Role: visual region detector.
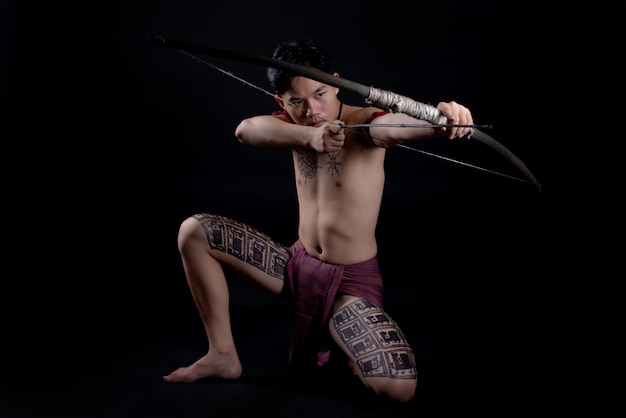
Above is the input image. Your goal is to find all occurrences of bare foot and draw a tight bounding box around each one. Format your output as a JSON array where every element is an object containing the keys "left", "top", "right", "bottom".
[{"left": 163, "top": 352, "right": 243, "bottom": 383}]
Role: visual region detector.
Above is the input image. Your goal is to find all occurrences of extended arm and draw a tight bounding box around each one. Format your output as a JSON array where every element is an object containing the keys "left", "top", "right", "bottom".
[{"left": 367, "top": 101, "right": 473, "bottom": 148}]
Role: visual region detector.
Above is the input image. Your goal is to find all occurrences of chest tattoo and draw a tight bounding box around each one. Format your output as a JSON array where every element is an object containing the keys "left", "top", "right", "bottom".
[
  {"left": 296, "top": 148, "right": 319, "bottom": 179},
  {"left": 296, "top": 149, "right": 343, "bottom": 181},
  {"left": 325, "top": 152, "right": 342, "bottom": 177}
]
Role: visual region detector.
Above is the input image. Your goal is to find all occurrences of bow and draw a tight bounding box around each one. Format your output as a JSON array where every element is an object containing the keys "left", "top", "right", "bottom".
[{"left": 151, "top": 36, "right": 542, "bottom": 192}]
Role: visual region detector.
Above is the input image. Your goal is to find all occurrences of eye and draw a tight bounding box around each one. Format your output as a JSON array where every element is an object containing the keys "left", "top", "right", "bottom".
[{"left": 289, "top": 100, "right": 304, "bottom": 107}]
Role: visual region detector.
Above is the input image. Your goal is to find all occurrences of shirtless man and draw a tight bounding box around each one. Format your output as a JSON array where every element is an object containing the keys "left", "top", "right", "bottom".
[{"left": 163, "top": 38, "right": 473, "bottom": 403}]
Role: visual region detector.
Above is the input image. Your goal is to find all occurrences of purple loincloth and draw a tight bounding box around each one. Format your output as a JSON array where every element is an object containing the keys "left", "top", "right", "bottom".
[{"left": 284, "top": 240, "right": 384, "bottom": 372}]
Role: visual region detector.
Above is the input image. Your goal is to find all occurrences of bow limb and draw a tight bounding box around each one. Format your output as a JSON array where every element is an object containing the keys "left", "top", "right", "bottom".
[
  {"left": 361, "top": 87, "right": 542, "bottom": 192},
  {"left": 151, "top": 36, "right": 541, "bottom": 192},
  {"left": 467, "top": 129, "right": 542, "bottom": 191}
]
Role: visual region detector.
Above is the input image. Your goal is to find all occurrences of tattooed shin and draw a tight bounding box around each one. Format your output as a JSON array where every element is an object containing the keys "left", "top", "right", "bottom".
[
  {"left": 332, "top": 298, "right": 416, "bottom": 380},
  {"left": 193, "top": 213, "right": 288, "bottom": 280}
]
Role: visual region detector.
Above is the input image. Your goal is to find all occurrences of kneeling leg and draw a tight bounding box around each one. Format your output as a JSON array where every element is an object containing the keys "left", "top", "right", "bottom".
[{"left": 329, "top": 297, "right": 417, "bottom": 403}]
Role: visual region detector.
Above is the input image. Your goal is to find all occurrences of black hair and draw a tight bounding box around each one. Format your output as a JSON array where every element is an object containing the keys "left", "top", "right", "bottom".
[{"left": 267, "top": 39, "right": 334, "bottom": 95}]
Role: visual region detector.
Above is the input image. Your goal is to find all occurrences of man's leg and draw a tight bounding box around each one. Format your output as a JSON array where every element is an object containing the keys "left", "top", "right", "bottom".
[
  {"left": 164, "top": 213, "right": 289, "bottom": 383},
  {"left": 329, "top": 296, "right": 417, "bottom": 403}
]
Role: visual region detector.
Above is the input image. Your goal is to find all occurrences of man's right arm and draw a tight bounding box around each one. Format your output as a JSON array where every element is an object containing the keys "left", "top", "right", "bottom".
[
  {"left": 235, "top": 115, "right": 344, "bottom": 152},
  {"left": 235, "top": 115, "right": 311, "bottom": 149}
]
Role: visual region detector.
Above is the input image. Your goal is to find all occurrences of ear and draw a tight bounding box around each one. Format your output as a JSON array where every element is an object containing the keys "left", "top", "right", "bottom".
[
  {"left": 274, "top": 95, "right": 285, "bottom": 109},
  {"left": 332, "top": 72, "right": 340, "bottom": 95}
]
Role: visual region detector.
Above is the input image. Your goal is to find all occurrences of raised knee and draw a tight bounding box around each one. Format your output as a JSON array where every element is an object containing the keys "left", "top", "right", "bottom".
[{"left": 177, "top": 216, "right": 204, "bottom": 252}]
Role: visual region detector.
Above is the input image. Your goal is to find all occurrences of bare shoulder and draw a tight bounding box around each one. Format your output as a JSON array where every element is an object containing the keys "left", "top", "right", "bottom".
[
  {"left": 341, "top": 105, "right": 391, "bottom": 149},
  {"left": 271, "top": 112, "right": 292, "bottom": 123},
  {"left": 341, "top": 105, "right": 386, "bottom": 125}
]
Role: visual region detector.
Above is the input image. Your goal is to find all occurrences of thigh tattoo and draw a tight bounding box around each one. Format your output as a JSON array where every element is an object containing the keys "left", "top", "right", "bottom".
[
  {"left": 332, "top": 298, "right": 416, "bottom": 380},
  {"left": 193, "top": 213, "right": 288, "bottom": 280}
]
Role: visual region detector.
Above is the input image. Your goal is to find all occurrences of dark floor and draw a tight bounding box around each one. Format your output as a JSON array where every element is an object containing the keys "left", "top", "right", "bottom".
[{"left": 2, "top": 306, "right": 548, "bottom": 418}]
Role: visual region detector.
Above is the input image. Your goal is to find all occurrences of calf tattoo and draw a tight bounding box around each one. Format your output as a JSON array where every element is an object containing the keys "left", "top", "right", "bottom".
[
  {"left": 193, "top": 213, "right": 288, "bottom": 280},
  {"left": 332, "top": 298, "right": 416, "bottom": 380}
]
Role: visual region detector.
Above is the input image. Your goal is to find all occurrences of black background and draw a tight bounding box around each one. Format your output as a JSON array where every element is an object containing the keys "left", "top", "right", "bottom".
[{"left": 1, "top": 1, "right": 622, "bottom": 417}]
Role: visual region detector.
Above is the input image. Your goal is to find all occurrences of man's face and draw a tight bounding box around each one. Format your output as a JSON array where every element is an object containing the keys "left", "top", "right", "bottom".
[{"left": 277, "top": 75, "right": 340, "bottom": 126}]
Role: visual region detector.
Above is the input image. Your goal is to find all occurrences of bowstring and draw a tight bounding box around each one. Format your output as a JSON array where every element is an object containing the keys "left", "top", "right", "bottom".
[{"left": 180, "top": 50, "right": 276, "bottom": 98}]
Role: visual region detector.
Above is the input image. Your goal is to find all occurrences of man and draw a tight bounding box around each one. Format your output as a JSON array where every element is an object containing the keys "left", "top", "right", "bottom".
[{"left": 163, "top": 38, "right": 473, "bottom": 403}]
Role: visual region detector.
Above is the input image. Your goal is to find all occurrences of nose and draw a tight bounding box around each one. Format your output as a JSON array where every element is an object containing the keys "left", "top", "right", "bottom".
[{"left": 305, "top": 105, "right": 320, "bottom": 119}]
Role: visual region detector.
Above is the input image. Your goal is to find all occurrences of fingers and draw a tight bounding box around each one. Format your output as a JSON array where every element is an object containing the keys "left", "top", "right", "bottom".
[
  {"left": 438, "top": 101, "right": 473, "bottom": 140},
  {"left": 312, "top": 121, "right": 347, "bottom": 152},
  {"left": 329, "top": 120, "right": 344, "bottom": 135},
  {"left": 310, "top": 121, "right": 344, "bottom": 153},
  {"left": 325, "top": 121, "right": 345, "bottom": 152}
]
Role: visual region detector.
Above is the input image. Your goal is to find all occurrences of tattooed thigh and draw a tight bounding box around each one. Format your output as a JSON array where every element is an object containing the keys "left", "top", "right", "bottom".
[
  {"left": 192, "top": 213, "right": 289, "bottom": 280},
  {"left": 331, "top": 298, "right": 416, "bottom": 380}
]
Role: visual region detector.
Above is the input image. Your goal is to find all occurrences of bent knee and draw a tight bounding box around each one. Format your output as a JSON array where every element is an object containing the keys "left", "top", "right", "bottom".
[
  {"left": 177, "top": 215, "right": 207, "bottom": 252},
  {"left": 369, "top": 377, "right": 417, "bottom": 403}
]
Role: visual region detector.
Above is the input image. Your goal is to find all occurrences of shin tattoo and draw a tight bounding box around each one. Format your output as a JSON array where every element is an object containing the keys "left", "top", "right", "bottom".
[
  {"left": 332, "top": 298, "right": 416, "bottom": 380},
  {"left": 193, "top": 213, "right": 288, "bottom": 280}
]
